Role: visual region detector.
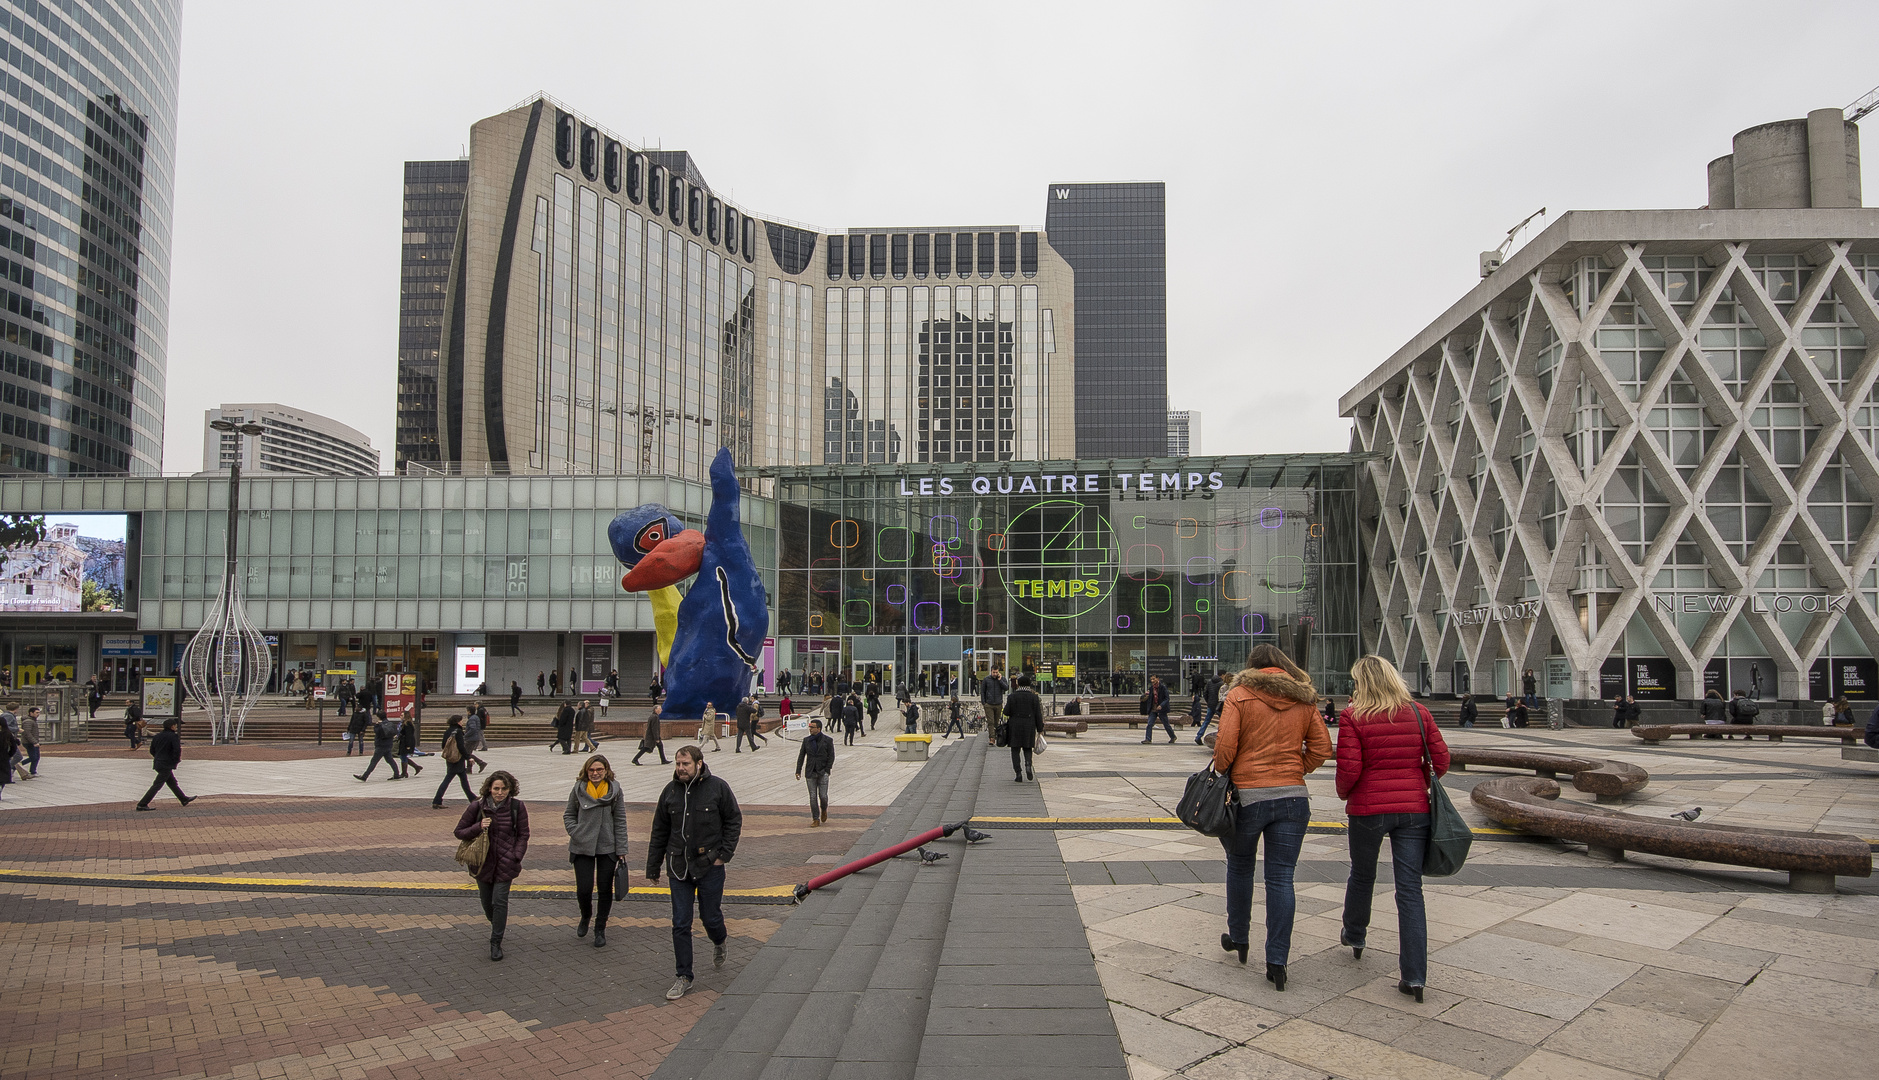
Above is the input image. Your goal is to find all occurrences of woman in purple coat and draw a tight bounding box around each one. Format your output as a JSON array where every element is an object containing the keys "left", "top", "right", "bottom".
[{"left": 455, "top": 769, "right": 530, "bottom": 960}]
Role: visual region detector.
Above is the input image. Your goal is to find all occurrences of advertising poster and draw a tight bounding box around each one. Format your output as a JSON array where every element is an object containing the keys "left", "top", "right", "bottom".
[
  {"left": 383, "top": 673, "right": 418, "bottom": 720},
  {"left": 1729, "top": 658, "right": 1772, "bottom": 700},
  {"left": 0, "top": 515, "right": 128, "bottom": 613},
  {"left": 1599, "top": 658, "right": 1626, "bottom": 700},
  {"left": 1703, "top": 659, "right": 1727, "bottom": 697},
  {"left": 1629, "top": 658, "right": 1676, "bottom": 700},
  {"left": 581, "top": 634, "right": 612, "bottom": 694},
  {"left": 1809, "top": 658, "right": 1831, "bottom": 701},
  {"left": 141, "top": 676, "right": 180, "bottom": 720},
  {"left": 1145, "top": 656, "right": 1182, "bottom": 684},
  {"left": 1833, "top": 658, "right": 1878, "bottom": 699},
  {"left": 454, "top": 647, "right": 486, "bottom": 695}
]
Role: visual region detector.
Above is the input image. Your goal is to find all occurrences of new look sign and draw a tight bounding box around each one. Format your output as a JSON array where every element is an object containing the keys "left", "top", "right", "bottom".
[{"left": 1652, "top": 592, "right": 1853, "bottom": 615}]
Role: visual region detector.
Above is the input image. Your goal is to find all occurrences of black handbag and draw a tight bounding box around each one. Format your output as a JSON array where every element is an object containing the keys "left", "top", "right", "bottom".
[
  {"left": 1176, "top": 768, "right": 1238, "bottom": 838},
  {"left": 612, "top": 854, "right": 634, "bottom": 899},
  {"left": 1412, "top": 704, "right": 1472, "bottom": 876}
]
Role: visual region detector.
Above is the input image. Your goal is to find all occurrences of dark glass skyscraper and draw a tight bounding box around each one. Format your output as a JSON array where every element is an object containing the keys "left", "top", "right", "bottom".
[
  {"left": 0, "top": 0, "right": 182, "bottom": 474},
  {"left": 1044, "top": 182, "right": 1167, "bottom": 457},
  {"left": 395, "top": 159, "right": 468, "bottom": 470}
]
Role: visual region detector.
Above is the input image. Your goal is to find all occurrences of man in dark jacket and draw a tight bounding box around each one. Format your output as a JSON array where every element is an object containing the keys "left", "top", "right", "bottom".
[
  {"left": 1142, "top": 676, "right": 1174, "bottom": 743},
  {"left": 1004, "top": 675, "right": 1045, "bottom": 781},
  {"left": 646, "top": 747, "right": 742, "bottom": 1001},
  {"left": 344, "top": 703, "right": 370, "bottom": 756},
  {"left": 356, "top": 714, "right": 405, "bottom": 780},
  {"left": 734, "top": 696, "right": 760, "bottom": 753},
  {"left": 552, "top": 701, "right": 576, "bottom": 754},
  {"left": 1194, "top": 670, "right": 1225, "bottom": 744},
  {"left": 136, "top": 717, "right": 195, "bottom": 810},
  {"left": 795, "top": 718, "right": 836, "bottom": 826},
  {"left": 979, "top": 668, "right": 1008, "bottom": 729}
]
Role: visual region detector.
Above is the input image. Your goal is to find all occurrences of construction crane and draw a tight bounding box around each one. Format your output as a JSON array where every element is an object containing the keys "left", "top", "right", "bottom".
[
  {"left": 1847, "top": 84, "right": 1879, "bottom": 123},
  {"left": 1479, "top": 207, "right": 1546, "bottom": 278}
]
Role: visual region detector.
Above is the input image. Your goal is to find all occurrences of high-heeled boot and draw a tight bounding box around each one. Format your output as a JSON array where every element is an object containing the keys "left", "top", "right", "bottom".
[
  {"left": 1219, "top": 933, "right": 1247, "bottom": 964},
  {"left": 1265, "top": 963, "right": 1287, "bottom": 991}
]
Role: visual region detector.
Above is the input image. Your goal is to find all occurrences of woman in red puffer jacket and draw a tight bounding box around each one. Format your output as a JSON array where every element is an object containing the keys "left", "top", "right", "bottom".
[{"left": 1335, "top": 655, "right": 1449, "bottom": 1002}]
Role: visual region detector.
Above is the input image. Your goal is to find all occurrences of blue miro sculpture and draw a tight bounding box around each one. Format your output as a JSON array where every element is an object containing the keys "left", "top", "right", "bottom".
[{"left": 608, "top": 447, "right": 768, "bottom": 721}]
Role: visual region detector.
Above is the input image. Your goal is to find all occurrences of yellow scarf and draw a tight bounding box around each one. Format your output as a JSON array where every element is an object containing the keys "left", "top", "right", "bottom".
[{"left": 585, "top": 779, "right": 610, "bottom": 801}]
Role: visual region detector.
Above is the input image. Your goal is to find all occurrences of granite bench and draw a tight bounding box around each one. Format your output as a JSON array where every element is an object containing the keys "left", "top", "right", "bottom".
[
  {"left": 1843, "top": 746, "right": 1879, "bottom": 763},
  {"left": 1632, "top": 724, "right": 1859, "bottom": 745},
  {"left": 1042, "top": 720, "right": 1090, "bottom": 737},
  {"left": 1470, "top": 775, "right": 1873, "bottom": 893},
  {"left": 1449, "top": 748, "right": 1649, "bottom": 803}
]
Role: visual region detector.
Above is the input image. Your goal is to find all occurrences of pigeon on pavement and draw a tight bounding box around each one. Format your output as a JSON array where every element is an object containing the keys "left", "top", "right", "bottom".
[{"left": 1668, "top": 807, "right": 1702, "bottom": 821}]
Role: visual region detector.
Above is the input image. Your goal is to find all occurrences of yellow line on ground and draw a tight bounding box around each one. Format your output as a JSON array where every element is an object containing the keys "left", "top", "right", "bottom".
[
  {"left": 969, "top": 816, "right": 1530, "bottom": 837},
  {"left": 0, "top": 868, "right": 796, "bottom": 897}
]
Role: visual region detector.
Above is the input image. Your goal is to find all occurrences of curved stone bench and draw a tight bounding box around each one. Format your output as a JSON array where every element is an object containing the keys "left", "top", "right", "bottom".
[
  {"left": 1450, "top": 748, "right": 1649, "bottom": 803},
  {"left": 1043, "top": 720, "right": 1089, "bottom": 737},
  {"left": 1470, "top": 775, "right": 1873, "bottom": 893},
  {"left": 1632, "top": 724, "right": 1859, "bottom": 745}
]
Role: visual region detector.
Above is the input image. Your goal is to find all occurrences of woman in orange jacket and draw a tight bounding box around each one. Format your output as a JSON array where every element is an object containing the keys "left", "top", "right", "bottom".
[{"left": 1209, "top": 644, "right": 1333, "bottom": 991}]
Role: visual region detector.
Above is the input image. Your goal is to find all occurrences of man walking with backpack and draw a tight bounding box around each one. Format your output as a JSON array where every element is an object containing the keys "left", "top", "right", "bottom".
[
  {"left": 1728, "top": 689, "right": 1759, "bottom": 740},
  {"left": 979, "top": 668, "right": 1008, "bottom": 733},
  {"left": 355, "top": 711, "right": 405, "bottom": 781}
]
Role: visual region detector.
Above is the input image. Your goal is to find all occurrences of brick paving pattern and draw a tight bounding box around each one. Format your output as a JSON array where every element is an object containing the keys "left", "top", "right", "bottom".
[{"left": 0, "top": 788, "right": 889, "bottom": 1080}]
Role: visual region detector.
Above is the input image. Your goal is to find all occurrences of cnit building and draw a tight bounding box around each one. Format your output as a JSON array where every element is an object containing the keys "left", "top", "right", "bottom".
[{"left": 1343, "top": 107, "right": 1879, "bottom": 707}]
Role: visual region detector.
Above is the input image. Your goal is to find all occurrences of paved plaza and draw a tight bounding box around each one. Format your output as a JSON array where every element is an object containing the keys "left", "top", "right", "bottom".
[{"left": 1, "top": 715, "right": 1876, "bottom": 1079}]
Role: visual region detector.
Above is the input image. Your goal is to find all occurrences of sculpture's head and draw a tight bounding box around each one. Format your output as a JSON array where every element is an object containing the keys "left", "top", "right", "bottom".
[{"left": 607, "top": 504, "right": 703, "bottom": 591}]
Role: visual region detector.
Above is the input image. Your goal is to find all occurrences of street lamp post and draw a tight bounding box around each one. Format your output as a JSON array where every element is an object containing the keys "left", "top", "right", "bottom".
[{"left": 181, "top": 419, "right": 271, "bottom": 743}]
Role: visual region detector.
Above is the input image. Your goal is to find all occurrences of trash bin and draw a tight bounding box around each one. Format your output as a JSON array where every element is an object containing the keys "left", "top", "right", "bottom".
[{"left": 893, "top": 733, "right": 932, "bottom": 762}]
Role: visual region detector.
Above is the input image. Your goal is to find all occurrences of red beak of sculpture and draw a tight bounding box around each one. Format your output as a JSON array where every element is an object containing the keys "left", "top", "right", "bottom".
[{"left": 620, "top": 530, "right": 705, "bottom": 591}]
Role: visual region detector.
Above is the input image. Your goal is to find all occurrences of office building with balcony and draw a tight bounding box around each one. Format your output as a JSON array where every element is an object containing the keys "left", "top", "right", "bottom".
[{"left": 202, "top": 404, "right": 380, "bottom": 477}]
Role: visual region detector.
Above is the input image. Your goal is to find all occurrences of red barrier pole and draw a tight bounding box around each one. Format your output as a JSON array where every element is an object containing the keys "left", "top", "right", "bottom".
[{"left": 792, "top": 819, "right": 980, "bottom": 901}]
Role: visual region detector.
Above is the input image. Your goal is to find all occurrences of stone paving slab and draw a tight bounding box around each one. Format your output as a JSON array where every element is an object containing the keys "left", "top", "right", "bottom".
[{"left": 1043, "top": 725, "right": 1879, "bottom": 1080}]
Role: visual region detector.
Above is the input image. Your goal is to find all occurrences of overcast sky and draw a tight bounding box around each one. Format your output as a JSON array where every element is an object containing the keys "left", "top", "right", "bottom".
[{"left": 162, "top": 0, "right": 1879, "bottom": 472}]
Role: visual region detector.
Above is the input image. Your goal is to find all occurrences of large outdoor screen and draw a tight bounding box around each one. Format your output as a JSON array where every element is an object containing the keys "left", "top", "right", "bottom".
[{"left": 0, "top": 515, "right": 130, "bottom": 613}]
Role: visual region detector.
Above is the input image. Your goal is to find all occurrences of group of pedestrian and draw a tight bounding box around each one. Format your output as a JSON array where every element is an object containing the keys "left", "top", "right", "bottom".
[
  {"left": 450, "top": 743, "right": 742, "bottom": 1002},
  {"left": 550, "top": 699, "right": 600, "bottom": 754},
  {"left": 1209, "top": 647, "right": 1447, "bottom": 1002},
  {"left": 2, "top": 701, "right": 42, "bottom": 784}
]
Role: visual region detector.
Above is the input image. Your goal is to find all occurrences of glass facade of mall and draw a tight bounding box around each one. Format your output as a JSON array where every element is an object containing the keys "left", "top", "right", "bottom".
[
  {"left": 770, "top": 455, "right": 1360, "bottom": 695},
  {"left": 0, "top": 455, "right": 1360, "bottom": 697}
]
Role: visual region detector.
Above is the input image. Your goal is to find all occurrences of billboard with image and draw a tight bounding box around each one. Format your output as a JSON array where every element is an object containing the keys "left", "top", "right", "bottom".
[{"left": 0, "top": 515, "right": 129, "bottom": 613}]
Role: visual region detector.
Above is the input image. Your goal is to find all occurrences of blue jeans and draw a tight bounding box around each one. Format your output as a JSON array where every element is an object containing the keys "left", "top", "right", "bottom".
[
  {"left": 1193, "top": 703, "right": 1217, "bottom": 742},
  {"left": 1343, "top": 813, "right": 1431, "bottom": 987},
  {"left": 669, "top": 863, "right": 727, "bottom": 980},
  {"left": 1219, "top": 796, "right": 1310, "bottom": 966}
]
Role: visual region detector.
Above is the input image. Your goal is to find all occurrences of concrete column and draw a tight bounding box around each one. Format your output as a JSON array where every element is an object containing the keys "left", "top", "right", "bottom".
[
  {"left": 1807, "top": 109, "right": 1853, "bottom": 209},
  {"left": 1779, "top": 667, "right": 1807, "bottom": 700}
]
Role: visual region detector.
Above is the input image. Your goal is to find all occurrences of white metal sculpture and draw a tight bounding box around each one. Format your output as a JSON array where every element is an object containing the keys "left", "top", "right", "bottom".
[
  {"left": 182, "top": 418, "right": 271, "bottom": 743},
  {"left": 181, "top": 573, "right": 270, "bottom": 743}
]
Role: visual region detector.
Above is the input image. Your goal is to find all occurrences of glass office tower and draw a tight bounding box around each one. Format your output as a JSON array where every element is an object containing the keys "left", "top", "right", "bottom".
[
  {"left": 396, "top": 159, "right": 469, "bottom": 470},
  {"left": 0, "top": 0, "right": 182, "bottom": 474},
  {"left": 1045, "top": 183, "right": 1168, "bottom": 458}
]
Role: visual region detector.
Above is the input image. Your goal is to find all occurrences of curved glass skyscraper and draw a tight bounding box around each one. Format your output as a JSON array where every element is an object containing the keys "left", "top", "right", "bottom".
[{"left": 1, "top": 0, "right": 181, "bottom": 474}]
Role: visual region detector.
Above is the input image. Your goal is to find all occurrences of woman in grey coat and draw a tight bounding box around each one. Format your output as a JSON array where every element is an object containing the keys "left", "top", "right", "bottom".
[{"left": 564, "top": 753, "right": 629, "bottom": 947}]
